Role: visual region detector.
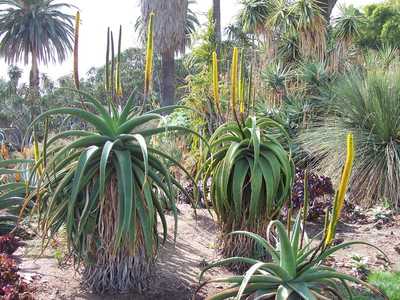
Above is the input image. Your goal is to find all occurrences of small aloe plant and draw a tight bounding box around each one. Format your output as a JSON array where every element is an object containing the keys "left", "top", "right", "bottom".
[
  {"left": 0, "top": 158, "right": 35, "bottom": 235},
  {"left": 195, "top": 215, "right": 388, "bottom": 300}
]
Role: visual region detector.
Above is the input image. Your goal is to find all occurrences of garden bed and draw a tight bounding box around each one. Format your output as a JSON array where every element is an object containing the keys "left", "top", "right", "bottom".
[{"left": 16, "top": 204, "right": 400, "bottom": 300}]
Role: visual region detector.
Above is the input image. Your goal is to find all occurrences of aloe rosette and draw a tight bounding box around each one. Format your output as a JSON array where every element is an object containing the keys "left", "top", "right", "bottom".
[
  {"left": 197, "top": 213, "right": 388, "bottom": 300},
  {"left": 200, "top": 115, "right": 294, "bottom": 262},
  {"left": 30, "top": 92, "right": 197, "bottom": 293}
]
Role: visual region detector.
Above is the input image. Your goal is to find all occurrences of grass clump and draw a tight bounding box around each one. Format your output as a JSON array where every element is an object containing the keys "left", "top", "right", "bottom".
[
  {"left": 300, "top": 68, "right": 400, "bottom": 210},
  {"left": 368, "top": 272, "right": 400, "bottom": 300}
]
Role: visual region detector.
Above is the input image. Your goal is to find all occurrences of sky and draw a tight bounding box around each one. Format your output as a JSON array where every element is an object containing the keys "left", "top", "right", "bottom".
[{"left": 0, "top": 0, "right": 384, "bottom": 83}]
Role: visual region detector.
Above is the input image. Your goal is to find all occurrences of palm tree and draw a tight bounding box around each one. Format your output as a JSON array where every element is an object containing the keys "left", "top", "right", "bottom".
[
  {"left": 0, "top": 0, "right": 74, "bottom": 103},
  {"left": 289, "top": 0, "right": 327, "bottom": 61},
  {"left": 136, "top": 1, "right": 198, "bottom": 48},
  {"left": 330, "top": 5, "right": 364, "bottom": 72},
  {"left": 140, "top": 0, "right": 194, "bottom": 107},
  {"left": 225, "top": 20, "right": 252, "bottom": 47},
  {"left": 318, "top": 0, "right": 338, "bottom": 22},
  {"left": 183, "top": 1, "right": 200, "bottom": 48},
  {"left": 239, "top": 0, "right": 273, "bottom": 35}
]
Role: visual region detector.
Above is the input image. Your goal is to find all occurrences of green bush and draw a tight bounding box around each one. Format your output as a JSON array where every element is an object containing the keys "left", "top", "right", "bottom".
[{"left": 368, "top": 272, "right": 400, "bottom": 300}]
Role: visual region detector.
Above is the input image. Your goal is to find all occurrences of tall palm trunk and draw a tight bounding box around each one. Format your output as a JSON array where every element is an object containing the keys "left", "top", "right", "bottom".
[
  {"left": 140, "top": 0, "right": 188, "bottom": 108},
  {"left": 29, "top": 48, "right": 40, "bottom": 120},
  {"left": 213, "top": 0, "right": 221, "bottom": 55},
  {"left": 29, "top": 49, "right": 39, "bottom": 96},
  {"left": 160, "top": 50, "right": 176, "bottom": 107}
]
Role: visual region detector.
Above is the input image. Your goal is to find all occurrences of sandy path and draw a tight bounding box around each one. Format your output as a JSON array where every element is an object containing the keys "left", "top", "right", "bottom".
[
  {"left": 17, "top": 204, "right": 230, "bottom": 300},
  {"left": 15, "top": 205, "right": 400, "bottom": 299}
]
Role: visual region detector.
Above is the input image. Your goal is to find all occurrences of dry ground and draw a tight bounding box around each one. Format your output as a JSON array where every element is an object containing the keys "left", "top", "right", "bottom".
[{"left": 14, "top": 204, "right": 400, "bottom": 300}]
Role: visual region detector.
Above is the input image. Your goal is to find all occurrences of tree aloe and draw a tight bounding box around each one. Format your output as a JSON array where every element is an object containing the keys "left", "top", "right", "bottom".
[
  {"left": 32, "top": 96, "right": 195, "bottom": 293},
  {"left": 199, "top": 48, "right": 294, "bottom": 265},
  {"left": 29, "top": 15, "right": 197, "bottom": 293}
]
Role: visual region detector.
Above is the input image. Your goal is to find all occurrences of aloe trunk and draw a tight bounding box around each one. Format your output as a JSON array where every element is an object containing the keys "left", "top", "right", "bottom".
[{"left": 83, "top": 175, "right": 153, "bottom": 293}]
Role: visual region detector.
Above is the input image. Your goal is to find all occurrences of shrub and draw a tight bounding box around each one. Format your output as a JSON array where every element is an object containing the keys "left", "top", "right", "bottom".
[
  {"left": 196, "top": 217, "right": 387, "bottom": 300},
  {"left": 31, "top": 90, "right": 198, "bottom": 294},
  {"left": 0, "top": 254, "right": 33, "bottom": 299},
  {"left": 198, "top": 47, "right": 294, "bottom": 266},
  {"left": 291, "top": 168, "right": 334, "bottom": 220},
  {"left": 0, "top": 235, "right": 20, "bottom": 255},
  {"left": 300, "top": 68, "right": 400, "bottom": 209},
  {"left": 368, "top": 272, "right": 400, "bottom": 300}
]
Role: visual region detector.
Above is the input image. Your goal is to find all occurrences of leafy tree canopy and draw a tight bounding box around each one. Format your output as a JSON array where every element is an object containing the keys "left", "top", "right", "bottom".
[{"left": 358, "top": 1, "right": 400, "bottom": 49}]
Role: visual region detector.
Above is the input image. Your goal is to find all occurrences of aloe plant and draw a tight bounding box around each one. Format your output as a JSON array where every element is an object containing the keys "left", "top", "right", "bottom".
[
  {"left": 31, "top": 97, "right": 196, "bottom": 292},
  {"left": 196, "top": 214, "right": 388, "bottom": 300},
  {"left": 199, "top": 48, "right": 294, "bottom": 265},
  {"left": 0, "top": 159, "right": 35, "bottom": 235},
  {"left": 28, "top": 14, "right": 197, "bottom": 293}
]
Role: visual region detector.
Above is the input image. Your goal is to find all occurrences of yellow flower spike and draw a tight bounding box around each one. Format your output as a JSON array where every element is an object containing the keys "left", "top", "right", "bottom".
[
  {"left": 239, "top": 50, "right": 245, "bottom": 114},
  {"left": 325, "top": 133, "right": 355, "bottom": 247},
  {"left": 33, "top": 141, "right": 39, "bottom": 162},
  {"left": 212, "top": 51, "right": 221, "bottom": 114},
  {"left": 15, "top": 172, "right": 21, "bottom": 183},
  {"left": 116, "top": 68, "right": 123, "bottom": 97},
  {"left": 144, "top": 12, "right": 154, "bottom": 99},
  {"left": 73, "top": 11, "right": 80, "bottom": 90},
  {"left": 230, "top": 47, "right": 239, "bottom": 115}
]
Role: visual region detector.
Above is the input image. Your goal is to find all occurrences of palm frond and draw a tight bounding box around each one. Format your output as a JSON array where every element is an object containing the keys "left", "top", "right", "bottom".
[{"left": 0, "top": 0, "right": 74, "bottom": 65}]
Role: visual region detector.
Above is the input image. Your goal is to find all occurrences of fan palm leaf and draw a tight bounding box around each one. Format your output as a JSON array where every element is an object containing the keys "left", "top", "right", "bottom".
[{"left": 0, "top": 0, "right": 74, "bottom": 105}]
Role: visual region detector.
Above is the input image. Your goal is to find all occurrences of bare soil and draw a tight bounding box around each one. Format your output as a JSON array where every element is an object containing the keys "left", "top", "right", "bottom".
[{"left": 14, "top": 204, "right": 400, "bottom": 300}]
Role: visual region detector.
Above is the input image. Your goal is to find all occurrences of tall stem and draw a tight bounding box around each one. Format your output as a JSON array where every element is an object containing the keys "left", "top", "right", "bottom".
[
  {"left": 212, "top": 0, "right": 221, "bottom": 55},
  {"left": 160, "top": 50, "right": 176, "bottom": 107},
  {"left": 29, "top": 47, "right": 40, "bottom": 122}
]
